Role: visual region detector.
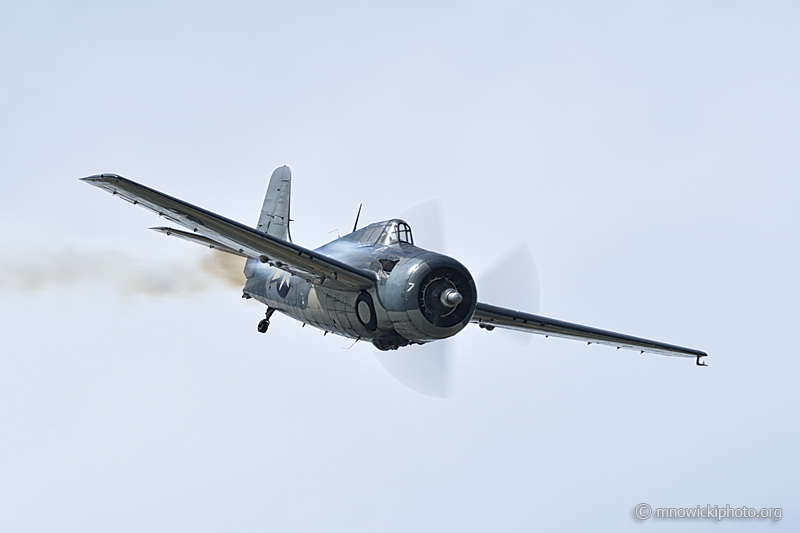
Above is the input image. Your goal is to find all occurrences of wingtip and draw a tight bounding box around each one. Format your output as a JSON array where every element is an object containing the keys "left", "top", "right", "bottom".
[{"left": 79, "top": 173, "right": 124, "bottom": 182}]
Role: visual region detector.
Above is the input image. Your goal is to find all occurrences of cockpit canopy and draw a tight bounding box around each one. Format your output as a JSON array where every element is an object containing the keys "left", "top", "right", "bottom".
[{"left": 345, "top": 219, "right": 414, "bottom": 247}]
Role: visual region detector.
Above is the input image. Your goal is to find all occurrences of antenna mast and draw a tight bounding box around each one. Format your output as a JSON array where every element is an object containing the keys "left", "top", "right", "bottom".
[{"left": 352, "top": 203, "right": 362, "bottom": 232}]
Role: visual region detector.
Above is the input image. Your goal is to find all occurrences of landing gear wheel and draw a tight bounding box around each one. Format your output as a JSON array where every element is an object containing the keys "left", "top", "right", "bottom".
[{"left": 258, "top": 307, "right": 276, "bottom": 334}]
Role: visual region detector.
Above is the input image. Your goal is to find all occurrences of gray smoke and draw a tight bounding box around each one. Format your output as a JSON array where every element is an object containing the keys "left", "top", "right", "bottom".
[{"left": 0, "top": 248, "right": 246, "bottom": 296}]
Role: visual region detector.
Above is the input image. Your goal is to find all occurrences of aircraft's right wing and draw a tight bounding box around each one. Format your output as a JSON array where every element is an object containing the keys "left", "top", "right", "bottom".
[
  {"left": 81, "top": 174, "right": 378, "bottom": 290},
  {"left": 471, "top": 302, "right": 707, "bottom": 364}
]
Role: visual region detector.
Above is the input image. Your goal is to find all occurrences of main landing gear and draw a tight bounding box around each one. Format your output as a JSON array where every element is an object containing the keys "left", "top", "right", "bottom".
[{"left": 258, "top": 307, "right": 275, "bottom": 334}]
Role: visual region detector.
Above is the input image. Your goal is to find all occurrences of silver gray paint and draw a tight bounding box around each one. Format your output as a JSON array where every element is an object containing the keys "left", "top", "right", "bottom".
[{"left": 81, "top": 169, "right": 705, "bottom": 358}]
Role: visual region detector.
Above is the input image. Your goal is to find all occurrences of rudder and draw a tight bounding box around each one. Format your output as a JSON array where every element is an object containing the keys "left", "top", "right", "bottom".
[{"left": 257, "top": 166, "right": 292, "bottom": 241}]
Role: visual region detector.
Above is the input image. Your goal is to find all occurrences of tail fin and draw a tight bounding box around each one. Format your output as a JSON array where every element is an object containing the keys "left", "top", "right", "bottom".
[
  {"left": 245, "top": 166, "right": 291, "bottom": 281},
  {"left": 257, "top": 166, "right": 292, "bottom": 241}
]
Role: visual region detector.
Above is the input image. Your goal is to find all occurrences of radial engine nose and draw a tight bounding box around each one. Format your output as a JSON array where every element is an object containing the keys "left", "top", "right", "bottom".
[
  {"left": 441, "top": 288, "right": 463, "bottom": 307},
  {"left": 380, "top": 252, "right": 477, "bottom": 341}
]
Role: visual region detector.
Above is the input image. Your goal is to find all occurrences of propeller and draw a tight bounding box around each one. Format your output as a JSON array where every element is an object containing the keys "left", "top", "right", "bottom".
[
  {"left": 397, "top": 199, "right": 445, "bottom": 253},
  {"left": 373, "top": 342, "right": 454, "bottom": 398},
  {"left": 372, "top": 201, "right": 541, "bottom": 397},
  {"left": 476, "top": 242, "right": 540, "bottom": 345}
]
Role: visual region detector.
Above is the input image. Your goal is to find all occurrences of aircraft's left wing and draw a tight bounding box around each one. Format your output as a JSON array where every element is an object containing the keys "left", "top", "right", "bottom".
[
  {"left": 471, "top": 302, "right": 707, "bottom": 365},
  {"left": 81, "top": 174, "right": 378, "bottom": 290}
]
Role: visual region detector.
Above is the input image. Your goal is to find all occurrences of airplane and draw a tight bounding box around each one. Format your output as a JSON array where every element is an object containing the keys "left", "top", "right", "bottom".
[{"left": 81, "top": 166, "right": 707, "bottom": 395}]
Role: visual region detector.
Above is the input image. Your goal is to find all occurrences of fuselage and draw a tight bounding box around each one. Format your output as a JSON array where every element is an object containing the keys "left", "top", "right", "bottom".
[{"left": 242, "top": 219, "right": 477, "bottom": 350}]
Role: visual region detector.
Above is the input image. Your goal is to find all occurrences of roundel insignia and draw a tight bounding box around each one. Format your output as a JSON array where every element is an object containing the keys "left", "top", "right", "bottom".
[
  {"left": 270, "top": 270, "right": 293, "bottom": 298},
  {"left": 355, "top": 291, "right": 377, "bottom": 331}
]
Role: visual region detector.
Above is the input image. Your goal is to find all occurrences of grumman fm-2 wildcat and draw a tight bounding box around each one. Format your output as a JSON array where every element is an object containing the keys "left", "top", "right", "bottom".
[{"left": 81, "top": 166, "right": 707, "bottom": 395}]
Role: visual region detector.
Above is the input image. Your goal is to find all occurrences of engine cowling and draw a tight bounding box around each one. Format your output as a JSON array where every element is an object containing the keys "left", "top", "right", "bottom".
[{"left": 377, "top": 252, "right": 477, "bottom": 344}]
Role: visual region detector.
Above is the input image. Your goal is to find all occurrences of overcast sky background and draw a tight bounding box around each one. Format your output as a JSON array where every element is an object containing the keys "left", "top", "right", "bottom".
[{"left": 1, "top": 1, "right": 798, "bottom": 531}]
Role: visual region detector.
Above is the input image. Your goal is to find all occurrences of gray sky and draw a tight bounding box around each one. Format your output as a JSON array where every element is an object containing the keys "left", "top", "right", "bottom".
[{"left": 1, "top": 1, "right": 798, "bottom": 531}]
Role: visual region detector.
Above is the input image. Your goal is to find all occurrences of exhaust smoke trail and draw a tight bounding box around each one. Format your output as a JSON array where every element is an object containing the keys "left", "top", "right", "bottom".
[{"left": 0, "top": 248, "right": 246, "bottom": 296}]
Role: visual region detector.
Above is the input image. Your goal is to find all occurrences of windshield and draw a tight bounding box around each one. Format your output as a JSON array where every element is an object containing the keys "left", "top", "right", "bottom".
[{"left": 353, "top": 219, "right": 413, "bottom": 246}]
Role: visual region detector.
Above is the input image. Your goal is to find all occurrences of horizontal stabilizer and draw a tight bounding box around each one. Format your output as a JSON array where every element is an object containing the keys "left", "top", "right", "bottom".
[{"left": 150, "top": 227, "right": 248, "bottom": 257}]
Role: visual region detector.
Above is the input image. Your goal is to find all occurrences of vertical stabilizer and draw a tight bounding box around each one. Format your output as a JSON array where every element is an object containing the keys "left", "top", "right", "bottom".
[
  {"left": 257, "top": 166, "right": 292, "bottom": 241},
  {"left": 246, "top": 165, "right": 292, "bottom": 281}
]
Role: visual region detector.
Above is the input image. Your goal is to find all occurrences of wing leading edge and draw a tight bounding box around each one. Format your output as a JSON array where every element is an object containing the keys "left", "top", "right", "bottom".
[
  {"left": 471, "top": 302, "right": 707, "bottom": 365},
  {"left": 81, "top": 174, "right": 378, "bottom": 290}
]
